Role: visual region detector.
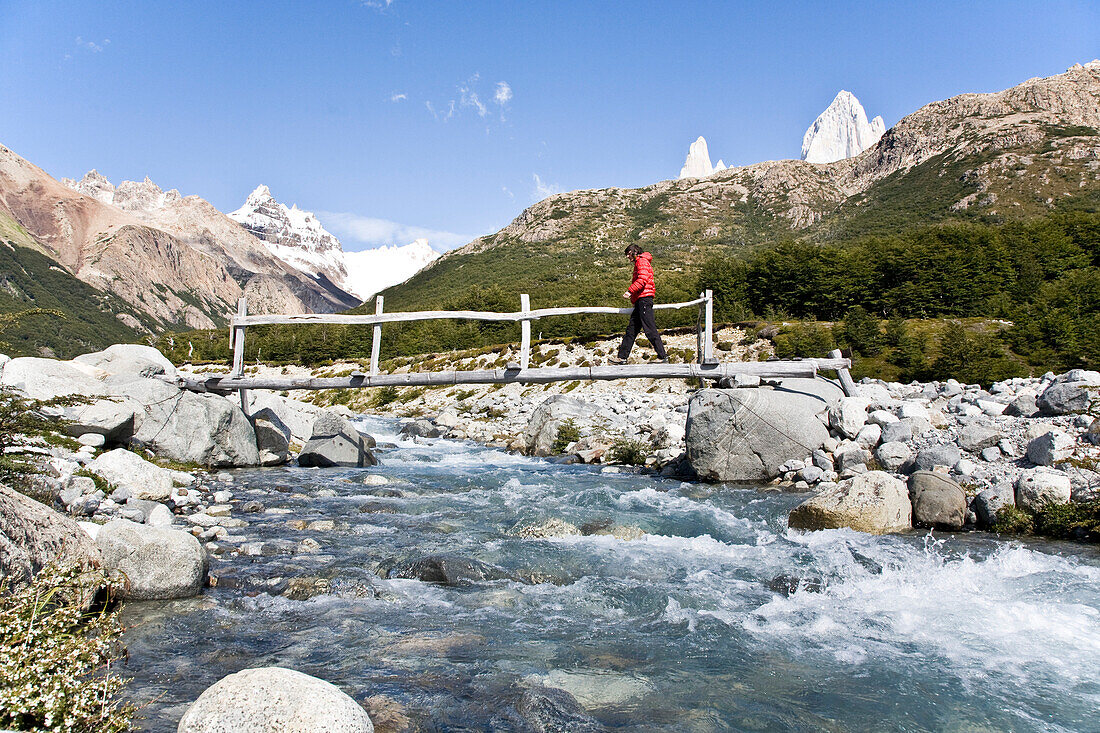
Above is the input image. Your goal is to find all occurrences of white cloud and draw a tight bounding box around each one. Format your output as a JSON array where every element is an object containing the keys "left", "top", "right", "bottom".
[
  {"left": 425, "top": 99, "right": 456, "bottom": 121},
  {"left": 316, "top": 211, "right": 473, "bottom": 251},
  {"left": 532, "top": 173, "right": 562, "bottom": 201},
  {"left": 502, "top": 186, "right": 514, "bottom": 200},
  {"left": 494, "top": 81, "right": 513, "bottom": 105},
  {"left": 459, "top": 76, "right": 488, "bottom": 117},
  {"left": 390, "top": 92, "right": 407, "bottom": 102},
  {"left": 362, "top": 0, "right": 394, "bottom": 9}
]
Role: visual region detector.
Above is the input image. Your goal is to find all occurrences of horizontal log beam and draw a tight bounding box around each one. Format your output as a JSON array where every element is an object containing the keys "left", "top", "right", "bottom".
[
  {"left": 231, "top": 297, "right": 708, "bottom": 328},
  {"left": 163, "top": 358, "right": 850, "bottom": 392}
]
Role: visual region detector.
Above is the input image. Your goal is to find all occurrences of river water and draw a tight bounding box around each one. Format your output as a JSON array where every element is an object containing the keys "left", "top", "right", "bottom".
[{"left": 121, "top": 417, "right": 1100, "bottom": 731}]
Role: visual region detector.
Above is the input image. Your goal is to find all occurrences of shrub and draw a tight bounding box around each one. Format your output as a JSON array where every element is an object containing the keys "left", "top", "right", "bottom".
[
  {"left": 552, "top": 419, "right": 582, "bottom": 454},
  {"left": 0, "top": 564, "right": 135, "bottom": 732},
  {"left": 991, "top": 505, "right": 1034, "bottom": 534},
  {"left": 609, "top": 438, "right": 649, "bottom": 465},
  {"left": 773, "top": 323, "right": 835, "bottom": 359},
  {"left": 837, "top": 306, "right": 883, "bottom": 356}
]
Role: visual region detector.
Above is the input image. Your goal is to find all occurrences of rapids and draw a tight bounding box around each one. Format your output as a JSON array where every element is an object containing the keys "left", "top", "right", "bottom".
[{"left": 121, "top": 416, "right": 1100, "bottom": 731}]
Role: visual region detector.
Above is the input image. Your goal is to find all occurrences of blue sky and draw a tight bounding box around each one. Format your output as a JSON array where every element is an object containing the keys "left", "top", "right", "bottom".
[{"left": 1, "top": 1, "right": 1097, "bottom": 252}]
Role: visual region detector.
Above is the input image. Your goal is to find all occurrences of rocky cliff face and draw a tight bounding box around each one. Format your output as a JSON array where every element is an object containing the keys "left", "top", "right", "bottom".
[
  {"left": 0, "top": 154, "right": 360, "bottom": 329},
  {"left": 801, "top": 90, "right": 886, "bottom": 164}
]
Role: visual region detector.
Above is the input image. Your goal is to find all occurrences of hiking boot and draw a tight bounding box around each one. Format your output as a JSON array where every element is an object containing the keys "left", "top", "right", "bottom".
[
  {"left": 654, "top": 358, "right": 669, "bottom": 364},
  {"left": 608, "top": 356, "right": 627, "bottom": 365}
]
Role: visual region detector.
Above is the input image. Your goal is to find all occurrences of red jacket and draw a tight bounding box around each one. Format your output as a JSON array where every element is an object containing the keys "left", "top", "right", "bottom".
[{"left": 627, "top": 252, "right": 656, "bottom": 303}]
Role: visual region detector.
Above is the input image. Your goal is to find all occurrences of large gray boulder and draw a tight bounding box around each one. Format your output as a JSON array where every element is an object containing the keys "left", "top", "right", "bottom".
[
  {"left": 178, "top": 667, "right": 373, "bottom": 733},
  {"left": 1015, "top": 468, "right": 1072, "bottom": 511},
  {"left": 74, "top": 344, "right": 177, "bottom": 379},
  {"left": 686, "top": 387, "right": 832, "bottom": 482},
  {"left": 241, "top": 391, "right": 321, "bottom": 444},
  {"left": 88, "top": 448, "right": 174, "bottom": 501},
  {"left": 1038, "top": 371, "right": 1100, "bottom": 415},
  {"left": 788, "top": 471, "right": 911, "bottom": 535},
  {"left": 524, "top": 396, "right": 599, "bottom": 457},
  {"left": 910, "top": 444, "right": 962, "bottom": 473},
  {"left": 827, "top": 397, "right": 870, "bottom": 440},
  {"left": 1026, "top": 430, "right": 1075, "bottom": 466},
  {"left": 253, "top": 418, "right": 291, "bottom": 466},
  {"left": 96, "top": 519, "right": 206, "bottom": 600},
  {"left": 0, "top": 482, "right": 102, "bottom": 588},
  {"left": 0, "top": 357, "right": 108, "bottom": 400},
  {"left": 958, "top": 424, "right": 1001, "bottom": 454},
  {"left": 62, "top": 398, "right": 139, "bottom": 443},
  {"left": 908, "top": 471, "right": 966, "bottom": 530},
  {"left": 298, "top": 411, "right": 377, "bottom": 468},
  {"left": 110, "top": 378, "right": 260, "bottom": 467}
]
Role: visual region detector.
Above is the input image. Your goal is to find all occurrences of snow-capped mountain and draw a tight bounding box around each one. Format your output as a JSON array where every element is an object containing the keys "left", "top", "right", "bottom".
[
  {"left": 344, "top": 238, "right": 439, "bottom": 301},
  {"left": 678, "top": 136, "right": 727, "bottom": 179},
  {"left": 228, "top": 185, "right": 440, "bottom": 300},
  {"left": 228, "top": 185, "right": 349, "bottom": 293},
  {"left": 801, "top": 90, "right": 886, "bottom": 164}
]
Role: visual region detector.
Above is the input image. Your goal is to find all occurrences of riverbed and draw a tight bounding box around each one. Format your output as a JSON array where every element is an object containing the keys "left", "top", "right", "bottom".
[{"left": 121, "top": 416, "right": 1100, "bottom": 731}]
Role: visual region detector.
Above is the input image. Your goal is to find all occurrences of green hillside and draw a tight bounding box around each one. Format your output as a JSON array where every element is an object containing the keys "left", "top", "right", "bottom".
[{"left": 0, "top": 236, "right": 151, "bottom": 358}]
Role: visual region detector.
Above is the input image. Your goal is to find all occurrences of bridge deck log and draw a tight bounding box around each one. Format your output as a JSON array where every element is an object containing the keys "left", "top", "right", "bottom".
[{"left": 163, "top": 358, "right": 850, "bottom": 394}]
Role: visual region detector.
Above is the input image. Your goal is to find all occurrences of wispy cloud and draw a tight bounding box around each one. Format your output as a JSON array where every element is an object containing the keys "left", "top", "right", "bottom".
[
  {"left": 75, "top": 36, "right": 108, "bottom": 53},
  {"left": 317, "top": 211, "right": 473, "bottom": 251},
  {"left": 428, "top": 75, "right": 512, "bottom": 124},
  {"left": 532, "top": 173, "right": 562, "bottom": 201},
  {"left": 361, "top": 0, "right": 394, "bottom": 9},
  {"left": 390, "top": 92, "right": 407, "bottom": 102}
]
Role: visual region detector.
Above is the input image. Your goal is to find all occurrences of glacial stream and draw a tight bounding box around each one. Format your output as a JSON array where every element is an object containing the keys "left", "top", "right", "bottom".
[{"left": 121, "top": 416, "right": 1100, "bottom": 731}]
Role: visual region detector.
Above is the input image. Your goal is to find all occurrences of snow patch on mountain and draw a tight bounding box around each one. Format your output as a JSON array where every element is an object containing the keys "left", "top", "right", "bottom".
[
  {"left": 801, "top": 90, "right": 886, "bottom": 164},
  {"left": 344, "top": 238, "right": 439, "bottom": 300}
]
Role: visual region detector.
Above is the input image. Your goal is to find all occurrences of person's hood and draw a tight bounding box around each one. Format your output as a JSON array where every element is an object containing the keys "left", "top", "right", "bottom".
[{"left": 637, "top": 252, "right": 652, "bottom": 262}]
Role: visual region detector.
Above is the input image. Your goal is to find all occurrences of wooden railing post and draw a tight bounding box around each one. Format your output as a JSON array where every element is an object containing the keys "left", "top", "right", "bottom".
[
  {"left": 370, "top": 295, "right": 384, "bottom": 376},
  {"left": 703, "top": 289, "right": 716, "bottom": 364},
  {"left": 696, "top": 292, "right": 705, "bottom": 365},
  {"left": 520, "top": 294, "right": 531, "bottom": 370},
  {"left": 231, "top": 297, "right": 249, "bottom": 412},
  {"left": 829, "top": 348, "right": 858, "bottom": 396}
]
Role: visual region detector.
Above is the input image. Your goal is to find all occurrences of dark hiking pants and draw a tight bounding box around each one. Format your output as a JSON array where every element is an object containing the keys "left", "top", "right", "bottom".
[{"left": 617, "top": 296, "right": 667, "bottom": 360}]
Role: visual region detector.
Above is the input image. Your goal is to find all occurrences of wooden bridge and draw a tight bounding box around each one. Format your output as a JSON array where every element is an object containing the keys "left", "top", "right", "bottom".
[{"left": 165, "top": 291, "right": 855, "bottom": 398}]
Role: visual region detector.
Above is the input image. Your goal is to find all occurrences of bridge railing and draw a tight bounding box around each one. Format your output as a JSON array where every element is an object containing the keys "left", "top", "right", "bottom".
[{"left": 228, "top": 290, "right": 717, "bottom": 379}]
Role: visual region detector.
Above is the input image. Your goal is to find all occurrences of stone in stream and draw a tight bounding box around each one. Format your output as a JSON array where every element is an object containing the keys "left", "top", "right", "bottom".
[
  {"left": 177, "top": 666, "right": 374, "bottom": 733},
  {"left": 252, "top": 417, "right": 290, "bottom": 466},
  {"left": 377, "top": 554, "right": 510, "bottom": 586},
  {"left": 515, "top": 684, "right": 603, "bottom": 732},
  {"left": 298, "top": 411, "right": 378, "bottom": 468},
  {"left": 908, "top": 471, "right": 967, "bottom": 530},
  {"left": 788, "top": 471, "right": 911, "bottom": 535},
  {"left": 95, "top": 519, "right": 207, "bottom": 600},
  {"left": 400, "top": 418, "right": 442, "bottom": 439},
  {"left": 510, "top": 518, "right": 582, "bottom": 539},
  {"left": 685, "top": 385, "right": 834, "bottom": 482}
]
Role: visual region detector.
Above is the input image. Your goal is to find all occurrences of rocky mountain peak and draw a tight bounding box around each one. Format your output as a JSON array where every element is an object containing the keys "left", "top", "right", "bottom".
[
  {"left": 678, "top": 136, "right": 728, "bottom": 179},
  {"left": 801, "top": 90, "right": 886, "bottom": 164},
  {"left": 228, "top": 185, "right": 349, "bottom": 292},
  {"left": 61, "top": 171, "right": 181, "bottom": 212}
]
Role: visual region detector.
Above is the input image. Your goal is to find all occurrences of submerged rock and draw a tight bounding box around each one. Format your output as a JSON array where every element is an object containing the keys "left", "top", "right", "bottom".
[
  {"left": 178, "top": 666, "right": 374, "bottom": 733},
  {"left": 377, "top": 554, "right": 508, "bottom": 586},
  {"left": 515, "top": 683, "right": 603, "bottom": 732}
]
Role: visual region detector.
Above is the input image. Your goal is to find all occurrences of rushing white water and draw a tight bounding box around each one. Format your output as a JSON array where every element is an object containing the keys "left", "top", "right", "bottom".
[{"left": 121, "top": 417, "right": 1100, "bottom": 731}]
